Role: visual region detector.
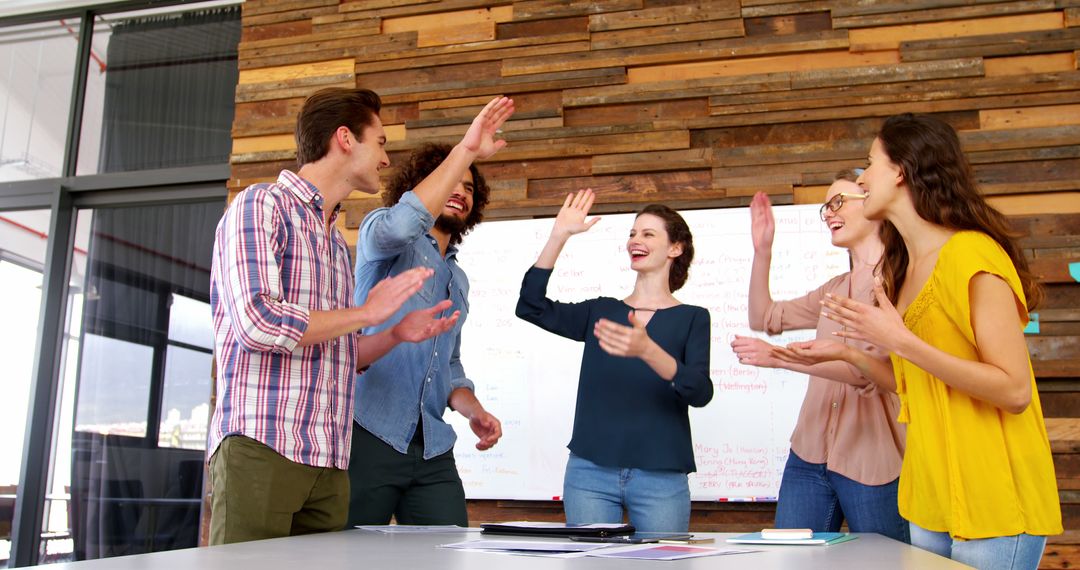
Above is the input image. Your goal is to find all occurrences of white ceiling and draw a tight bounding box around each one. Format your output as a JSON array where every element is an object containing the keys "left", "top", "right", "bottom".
[{"left": 0, "top": 1, "right": 128, "bottom": 19}]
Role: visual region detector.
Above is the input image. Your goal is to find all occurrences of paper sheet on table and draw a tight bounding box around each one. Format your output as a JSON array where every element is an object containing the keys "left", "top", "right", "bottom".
[
  {"left": 585, "top": 543, "right": 759, "bottom": 561},
  {"left": 357, "top": 525, "right": 478, "bottom": 533},
  {"left": 440, "top": 539, "right": 608, "bottom": 557}
]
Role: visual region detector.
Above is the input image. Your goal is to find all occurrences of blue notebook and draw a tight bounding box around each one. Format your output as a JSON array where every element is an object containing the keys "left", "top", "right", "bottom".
[{"left": 726, "top": 532, "right": 858, "bottom": 546}]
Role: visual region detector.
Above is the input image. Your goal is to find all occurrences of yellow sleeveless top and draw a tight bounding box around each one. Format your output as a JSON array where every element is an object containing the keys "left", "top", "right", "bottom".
[{"left": 891, "top": 231, "right": 1062, "bottom": 539}]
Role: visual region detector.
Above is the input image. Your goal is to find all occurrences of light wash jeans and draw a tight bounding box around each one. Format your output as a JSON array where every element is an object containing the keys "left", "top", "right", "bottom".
[
  {"left": 563, "top": 453, "right": 690, "bottom": 533},
  {"left": 775, "top": 450, "right": 910, "bottom": 543},
  {"left": 910, "top": 522, "right": 1047, "bottom": 570}
]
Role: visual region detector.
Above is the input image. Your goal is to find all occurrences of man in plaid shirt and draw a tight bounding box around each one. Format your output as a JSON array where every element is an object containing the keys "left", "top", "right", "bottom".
[{"left": 207, "top": 88, "right": 486, "bottom": 544}]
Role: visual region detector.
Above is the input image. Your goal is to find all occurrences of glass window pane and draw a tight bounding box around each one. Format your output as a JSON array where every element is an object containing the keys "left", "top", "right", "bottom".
[
  {"left": 0, "top": 261, "right": 43, "bottom": 480},
  {"left": 43, "top": 197, "right": 222, "bottom": 563},
  {"left": 76, "top": 5, "right": 240, "bottom": 175},
  {"left": 0, "top": 21, "right": 79, "bottom": 182},
  {"left": 158, "top": 346, "right": 211, "bottom": 451},
  {"left": 0, "top": 208, "right": 49, "bottom": 568},
  {"left": 167, "top": 295, "right": 212, "bottom": 350},
  {"left": 73, "top": 334, "right": 153, "bottom": 437}
]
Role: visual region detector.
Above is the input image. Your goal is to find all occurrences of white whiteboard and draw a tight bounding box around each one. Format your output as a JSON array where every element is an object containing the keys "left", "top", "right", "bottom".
[{"left": 449, "top": 204, "right": 848, "bottom": 501}]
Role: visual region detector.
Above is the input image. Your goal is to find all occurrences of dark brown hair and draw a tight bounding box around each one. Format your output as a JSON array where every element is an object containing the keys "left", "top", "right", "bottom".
[
  {"left": 636, "top": 204, "right": 694, "bottom": 292},
  {"left": 295, "top": 88, "right": 382, "bottom": 167},
  {"left": 383, "top": 143, "right": 491, "bottom": 246},
  {"left": 875, "top": 113, "right": 1041, "bottom": 310}
]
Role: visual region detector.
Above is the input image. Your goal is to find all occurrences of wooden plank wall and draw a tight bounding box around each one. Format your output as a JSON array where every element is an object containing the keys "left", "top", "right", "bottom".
[{"left": 228, "top": 0, "right": 1080, "bottom": 562}]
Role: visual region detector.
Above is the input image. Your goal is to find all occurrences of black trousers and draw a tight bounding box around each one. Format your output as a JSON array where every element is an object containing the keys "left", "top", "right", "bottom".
[{"left": 346, "top": 422, "right": 468, "bottom": 527}]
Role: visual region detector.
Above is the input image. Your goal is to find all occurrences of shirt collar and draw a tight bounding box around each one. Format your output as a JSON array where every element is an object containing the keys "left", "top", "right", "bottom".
[
  {"left": 278, "top": 170, "right": 341, "bottom": 218},
  {"left": 425, "top": 233, "right": 459, "bottom": 260}
]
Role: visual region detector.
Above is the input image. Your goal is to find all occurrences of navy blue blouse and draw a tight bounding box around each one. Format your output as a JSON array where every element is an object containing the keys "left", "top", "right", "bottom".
[{"left": 516, "top": 266, "right": 714, "bottom": 473}]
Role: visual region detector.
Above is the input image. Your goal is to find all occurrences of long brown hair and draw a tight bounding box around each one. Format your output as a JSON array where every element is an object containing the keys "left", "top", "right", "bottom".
[{"left": 874, "top": 113, "right": 1041, "bottom": 310}]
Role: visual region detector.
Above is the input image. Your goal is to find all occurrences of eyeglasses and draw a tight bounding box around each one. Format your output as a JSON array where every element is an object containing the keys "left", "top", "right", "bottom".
[{"left": 819, "top": 192, "right": 867, "bottom": 221}]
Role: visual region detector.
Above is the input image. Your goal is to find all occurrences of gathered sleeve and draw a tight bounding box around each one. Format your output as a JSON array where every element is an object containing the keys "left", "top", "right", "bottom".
[
  {"left": 358, "top": 191, "right": 435, "bottom": 263},
  {"left": 761, "top": 273, "right": 847, "bottom": 335},
  {"left": 670, "top": 307, "right": 714, "bottom": 407},
  {"left": 215, "top": 187, "right": 310, "bottom": 353}
]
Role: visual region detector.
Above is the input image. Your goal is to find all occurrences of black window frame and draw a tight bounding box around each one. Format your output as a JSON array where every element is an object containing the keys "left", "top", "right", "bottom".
[{"left": 0, "top": 2, "right": 235, "bottom": 566}]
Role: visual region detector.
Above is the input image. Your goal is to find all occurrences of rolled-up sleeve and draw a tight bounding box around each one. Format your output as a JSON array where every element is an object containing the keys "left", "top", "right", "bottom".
[
  {"left": 217, "top": 188, "right": 310, "bottom": 353},
  {"left": 448, "top": 330, "right": 475, "bottom": 392},
  {"left": 359, "top": 191, "right": 435, "bottom": 263},
  {"left": 671, "top": 307, "right": 713, "bottom": 407},
  {"left": 761, "top": 274, "right": 845, "bottom": 335}
]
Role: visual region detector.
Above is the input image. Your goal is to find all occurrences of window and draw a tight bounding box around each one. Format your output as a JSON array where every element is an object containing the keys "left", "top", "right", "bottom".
[
  {"left": 0, "top": 3, "right": 237, "bottom": 566},
  {"left": 0, "top": 21, "right": 80, "bottom": 182}
]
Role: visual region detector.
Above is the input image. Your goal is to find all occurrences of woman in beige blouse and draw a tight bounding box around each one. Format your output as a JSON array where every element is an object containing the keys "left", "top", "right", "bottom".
[{"left": 730, "top": 170, "right": 908, "bottom": 542}]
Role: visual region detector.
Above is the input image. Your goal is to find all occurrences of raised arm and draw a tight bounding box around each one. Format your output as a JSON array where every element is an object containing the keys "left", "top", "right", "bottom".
[
  {"left": 516, "top": 189, "right": 601, "bottom": 341},
  {"left": 747, "top": 191, "right": 776, "bottom": 331},
  {"left": 411, "top": 96, "right": 514, "bottom": 218},
  {"left": 534, "top": 188, "right": 601, "bottom": 269}
]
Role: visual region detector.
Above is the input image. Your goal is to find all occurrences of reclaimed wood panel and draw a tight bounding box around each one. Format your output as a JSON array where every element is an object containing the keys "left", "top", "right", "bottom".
[
  {"left": 498, "top": 16, "right": 588, "bottom": 39},
  {"left": 984, "top": 52, "right": 1078, "bottom": 76},
  {"left": 902, "top": 27, "right": 1080, "bottom": 62},
  {"left": 512, "top": 0, "right": 644, "bottom": 21},
  {"left": 628, "top": 49, "right": 897, "bottom": 84},
  {"left": 588, "top": 0, "right": 740, "bottom": 32},
  {"left": 980, "top": 104, "right": 1080, "bottom": 129},
  {"left": 744, "top": 11, "right": 832, "bottom": 36},
  {"left": 849, "top": 12, "right": 1064, "bottom": 52},
  {"left": 590, "top": 18, "right": 745, "bottom": 50},
  {"left": 505, "top": 30, "right": 850, "bottom": 77},
  {"left": 834, "top": 0, "right": 1061, "bottom": 29}
]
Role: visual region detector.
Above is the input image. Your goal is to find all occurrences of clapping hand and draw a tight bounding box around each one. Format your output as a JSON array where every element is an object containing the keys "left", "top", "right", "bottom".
[
  {"left": 820, "top": 279, "right": 912, "bottom": 353},
  {"left": 731, "top": 335, "right": 782, "bottom": 368},
  {"left": 772, "top": 339, "right": 851, "bottom": 367},
  {"left": 361, "top": 267, "right": 433, "bottom": 326},
  {"left": 391, "top": 299, "right": 459, "bottom": 343},
  {"left": 594, "top": 311, "right": 654, "bottom": 359}
]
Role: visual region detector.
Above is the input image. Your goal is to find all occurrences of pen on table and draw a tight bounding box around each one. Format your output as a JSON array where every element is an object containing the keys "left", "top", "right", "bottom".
[{"left": 658, "top": 537, "right": 715, "bottom": 545}]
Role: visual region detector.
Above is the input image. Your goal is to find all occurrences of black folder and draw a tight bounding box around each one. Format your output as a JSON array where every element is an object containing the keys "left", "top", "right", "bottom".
[{"left": 480, "top": 521, "right": 636, "bottom": 538}]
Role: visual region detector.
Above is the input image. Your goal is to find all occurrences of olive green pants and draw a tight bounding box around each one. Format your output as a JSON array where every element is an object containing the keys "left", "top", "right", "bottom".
[{"left": 209, "top": 435, "right": 349, "bottom": 545}]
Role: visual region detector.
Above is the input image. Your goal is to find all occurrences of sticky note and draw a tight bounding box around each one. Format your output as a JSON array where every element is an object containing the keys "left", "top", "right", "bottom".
[
  {"left": 1024, "top": 312, "right": 1039, "bottom": 335},
  {"left": 1070, "top": 262, "right": 1080, "bottom": 283}
]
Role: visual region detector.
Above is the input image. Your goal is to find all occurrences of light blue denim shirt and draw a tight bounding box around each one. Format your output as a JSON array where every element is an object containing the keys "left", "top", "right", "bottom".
[{"left": 353, "top": 190, "right": 474, "bottom": 459}]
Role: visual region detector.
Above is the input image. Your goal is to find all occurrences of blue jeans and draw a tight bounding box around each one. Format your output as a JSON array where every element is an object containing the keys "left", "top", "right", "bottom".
[
  {"left": 910, "top": 523, "right": 1047, "bottom": 570},
  {"left": 775, "top": 450, "right": 909, "bottom": 543},
  {"left": 563, "top": 453, "right": 690, "bottom": 533}
]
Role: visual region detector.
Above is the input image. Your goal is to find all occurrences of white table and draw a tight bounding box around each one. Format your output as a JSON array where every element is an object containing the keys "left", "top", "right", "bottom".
[{"left": 30, "top": 529, "right": 972, "bottom": 569}]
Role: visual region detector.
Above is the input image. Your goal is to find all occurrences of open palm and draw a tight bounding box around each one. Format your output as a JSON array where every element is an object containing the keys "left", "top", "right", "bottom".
[
  {"left": 554, "top": 188, "right": 601, "bottom": 237},
  {"left": 750, "top": 191, "right": 775, "bottom": 252},
  {"left": 459, "top": 96, "right": 515, "bottom": 159}
]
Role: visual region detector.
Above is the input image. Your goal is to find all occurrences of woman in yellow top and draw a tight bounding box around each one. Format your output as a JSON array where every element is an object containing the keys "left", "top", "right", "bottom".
[{"left": 777, "top": 113, "right": 1061, "bottom": 569}]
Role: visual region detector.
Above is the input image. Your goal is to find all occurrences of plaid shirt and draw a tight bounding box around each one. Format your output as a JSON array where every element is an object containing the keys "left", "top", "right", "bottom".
[{"left": 208, "top": 170, "right": 357, "bottom": 469}]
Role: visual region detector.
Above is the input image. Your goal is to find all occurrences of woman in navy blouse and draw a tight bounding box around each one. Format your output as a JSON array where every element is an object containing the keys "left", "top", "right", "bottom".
[{"left": 516, "top": 189, "right": 714, "bottom": 533}]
